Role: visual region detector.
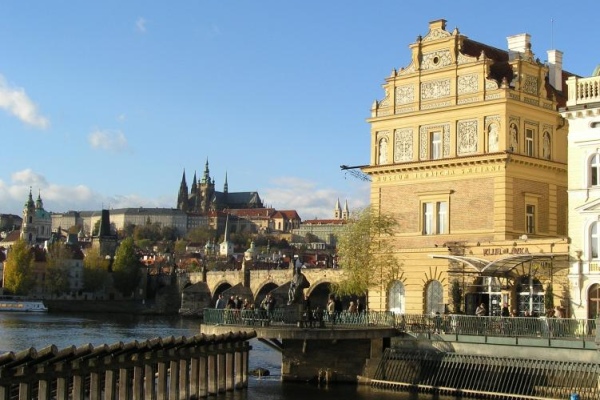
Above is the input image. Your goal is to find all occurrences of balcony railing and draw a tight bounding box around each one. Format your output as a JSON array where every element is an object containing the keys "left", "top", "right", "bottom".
[{"left": 566, "top": 75, "right": 600, "bottom": 106}]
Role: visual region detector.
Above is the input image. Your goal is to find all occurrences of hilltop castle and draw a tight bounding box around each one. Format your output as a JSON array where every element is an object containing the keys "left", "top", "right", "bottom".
[{"left": 176, "top": 160, "right": 263, "bottom": 214}]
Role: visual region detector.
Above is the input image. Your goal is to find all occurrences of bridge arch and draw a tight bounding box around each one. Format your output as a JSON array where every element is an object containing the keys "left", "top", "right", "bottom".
[
  {"left": 211, "top": 281, "right": 233, "bottom": 303},
  {"left": 255, "top": 281, "right": 279, "bottom": 304}
]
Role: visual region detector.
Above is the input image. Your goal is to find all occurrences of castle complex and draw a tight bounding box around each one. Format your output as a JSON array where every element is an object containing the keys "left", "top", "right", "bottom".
[{"left": 176, "top": 160, "right": 263, "bottom": 214}]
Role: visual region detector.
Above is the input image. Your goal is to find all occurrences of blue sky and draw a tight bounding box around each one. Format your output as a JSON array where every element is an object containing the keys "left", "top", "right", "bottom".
[{"left": 1, "top": 1, "right": 598, "bottom": 220}]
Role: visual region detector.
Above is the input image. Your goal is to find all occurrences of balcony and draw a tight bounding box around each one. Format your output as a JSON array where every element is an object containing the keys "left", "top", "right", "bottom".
[{"left": 566, "top": 75, "right": 600, "bottom": 107}]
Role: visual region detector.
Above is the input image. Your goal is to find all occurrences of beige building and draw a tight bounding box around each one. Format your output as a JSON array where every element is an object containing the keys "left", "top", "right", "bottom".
[
  {"left": 561, "top": 69, "right": 600, "bottom": 319},
  {"left": 362, "top": 20, "right": 572, "bottom": 316}
]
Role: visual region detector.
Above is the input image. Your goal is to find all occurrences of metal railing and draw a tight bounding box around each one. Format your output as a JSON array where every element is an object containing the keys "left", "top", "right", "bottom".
[
  {"left": 397, "top": 314, "right": 598, "bottom": 342},
  {"left": 203, "top": 308, "right": 395, "bottom": 328},
  {"left": 204, "top": 309, "right": 598, "bottom": 342}
]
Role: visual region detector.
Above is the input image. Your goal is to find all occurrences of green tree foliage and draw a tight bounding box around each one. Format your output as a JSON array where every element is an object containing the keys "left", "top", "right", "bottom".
[
  {"left": 451, "top": 280, "right": 463, "bottom": 314},
  {"left": 83, "top": 246, "right": 110, "bottom": 292},
  {"left": 544, "top": 283, "right": 554, "bottom": 313},
  {"left": 333, "top": 206, "right": 402, "bottom": 296},
  {"left": 111, "top": 237, "right": 143, "bottom": 297},
  {"left": 185, "top": 226, "right": 216, "bottom": 244},
  {"left": 3, "top": 239, "right": 35, "bottom": 295},
  {"left": 92, "top": 220, "right": 101, "bottom": 236},
  {"left": 45, "top": 242, "right": 71, "bottom": 296}
]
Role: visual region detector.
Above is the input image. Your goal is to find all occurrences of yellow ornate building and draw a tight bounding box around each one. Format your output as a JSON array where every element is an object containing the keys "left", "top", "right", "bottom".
[{"left": 362, "top": 20, "right": 572, "bottom": 316}]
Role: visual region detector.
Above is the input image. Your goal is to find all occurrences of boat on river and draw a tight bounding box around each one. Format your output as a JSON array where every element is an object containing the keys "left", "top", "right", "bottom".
[{"left": 0, "top": 297, "right": 48, "bottom": 312}]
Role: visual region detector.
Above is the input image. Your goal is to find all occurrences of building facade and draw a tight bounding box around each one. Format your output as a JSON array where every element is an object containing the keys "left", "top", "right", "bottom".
[
  {"left": 562, "top": 70, "right": 600, "bottom": 319},
  {"left": 362, "top": 20, "right": 571, "bottom": 316}
]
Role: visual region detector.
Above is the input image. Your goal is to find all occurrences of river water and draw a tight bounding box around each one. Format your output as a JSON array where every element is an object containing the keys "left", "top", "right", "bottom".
[{"left": 0, "top": 312, "right": 459, "bottom": 400}]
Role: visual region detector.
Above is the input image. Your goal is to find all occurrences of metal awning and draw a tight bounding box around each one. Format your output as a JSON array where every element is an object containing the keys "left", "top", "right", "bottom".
[{"left": 431, "top": 253, "right": 571, "bottom": 279}]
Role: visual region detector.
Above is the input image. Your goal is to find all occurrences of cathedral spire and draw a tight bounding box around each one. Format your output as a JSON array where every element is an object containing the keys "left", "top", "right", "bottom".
[
  {"left": 343, "top": 199, "right": 350, "bottom": 220},
  {"left": 177, "top": 169, "right": 189, "bottom": 211},
  {"left": 201, "top": 158, "right": 210, "bottom": 184}
]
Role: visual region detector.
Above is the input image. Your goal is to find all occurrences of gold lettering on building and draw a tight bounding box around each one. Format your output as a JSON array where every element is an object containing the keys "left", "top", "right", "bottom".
[{"left": 482, "top": 247, "right": 530, "bottom": 256}]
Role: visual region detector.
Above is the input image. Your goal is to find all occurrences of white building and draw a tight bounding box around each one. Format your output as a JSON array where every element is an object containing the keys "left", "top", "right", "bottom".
[{"left": 561, "top": 67, "right": 600, "bottom": 319}]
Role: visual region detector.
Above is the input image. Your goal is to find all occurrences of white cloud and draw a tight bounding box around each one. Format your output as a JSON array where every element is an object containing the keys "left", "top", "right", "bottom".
[
  {"left": 88, "top": 129, "right": 130, "bottom": 152},
  {"left": 136, "top": 17, "right": 147, "bottom": 33},
  {"left": 262, "top": 177, "right": 369, "bottom": 220},
  {"left": 0, "top": 75, "right": 49, "bottom": 129}
]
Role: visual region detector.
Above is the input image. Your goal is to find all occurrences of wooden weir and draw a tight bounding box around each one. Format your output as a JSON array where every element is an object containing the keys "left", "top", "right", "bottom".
[
  {"left": 0, "top": 331, "right": 255, "bottom": 400},
  {"left": 371, "top": 348, "right": 600, "bottom": 400}
]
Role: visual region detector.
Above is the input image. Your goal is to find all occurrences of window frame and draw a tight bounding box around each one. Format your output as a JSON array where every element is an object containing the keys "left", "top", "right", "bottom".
[
  {"left": 419, "top": 190, "right": 452, "bottom": 235},
  {"left": 590, "top": 154, "right": 600, "bottom": 187},
  {"left": 525, "top": 127, "right": 535, "bottom": 157},
  {"left": 430, "top": 131, "right": 442, "bottom": 160}
]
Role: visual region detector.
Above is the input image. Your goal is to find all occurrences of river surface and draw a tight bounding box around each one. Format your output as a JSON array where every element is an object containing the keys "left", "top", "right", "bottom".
[{"left": 0, "top": 312, "right": 460, "bottom": 399}]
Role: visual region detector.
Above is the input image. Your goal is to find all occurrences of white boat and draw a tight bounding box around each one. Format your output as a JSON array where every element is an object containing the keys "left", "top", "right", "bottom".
[{"left": 0, "top": 297, "right": 48, "bottom": 312}]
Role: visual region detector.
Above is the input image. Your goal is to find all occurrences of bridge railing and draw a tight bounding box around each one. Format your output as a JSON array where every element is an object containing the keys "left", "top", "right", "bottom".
[
  {"left": 203, "top": 309, "right": 597, "bottom": 341},
  {"left": 203, "top": 308, "right": 396, "bottom": 328},
  {"left": 398, "top": 314, "right": 597, "bottom": 341}
]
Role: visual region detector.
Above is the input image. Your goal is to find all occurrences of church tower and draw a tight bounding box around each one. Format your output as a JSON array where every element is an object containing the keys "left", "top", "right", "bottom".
[
  {"left": 342, "top": 200, "right": 350, "bottom": 220},
  {"left": 20, "top": 188, "right": 36, "bottom": 243},
  {"left": 20, "top": 188, "right": 52, "bottom": 244},
  {"left": 334, "top": 198, "right": 342, "bottom": 219},
  {"left": 177, "top": 170, "right": 189, "bottom": 212}
]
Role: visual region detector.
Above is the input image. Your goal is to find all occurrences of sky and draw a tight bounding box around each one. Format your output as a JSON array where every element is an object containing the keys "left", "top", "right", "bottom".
[{"left": 1, "top": 1, "right": 598, "bottom": 221}]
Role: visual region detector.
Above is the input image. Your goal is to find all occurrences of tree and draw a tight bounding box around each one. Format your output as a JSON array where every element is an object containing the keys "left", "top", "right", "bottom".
[
  {"left": 92, "top": 219, "right": 101, "bottom": 236},
  {"left": 451, "top": 280, "right": 463, "bottom": 314},
  {"left": 111, "top": 237, "right": 143, "bottom": 297},
  {"left": 45, "top": 242, "right": 71, "bottom": 296},
  {"left": 3, "top": 239, "right": 35, "bottom": 295},
  {"left": 83, "top": 247, "right": 110, "bottom": 292},
  {"left": 333, "top": 206, "right": 402, "bottom": 296}
]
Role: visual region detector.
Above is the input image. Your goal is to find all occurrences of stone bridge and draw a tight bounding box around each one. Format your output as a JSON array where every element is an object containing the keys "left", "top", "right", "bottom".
[{"left": 181, "top": 267, "right": 347, "bottom": 312}]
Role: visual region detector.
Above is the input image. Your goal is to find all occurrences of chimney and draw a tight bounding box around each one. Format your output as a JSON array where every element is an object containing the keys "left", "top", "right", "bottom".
[
  {"left": 547, "top": 49, "right": 563, "bottom": 92},
  {"left": 507, "top": 33, "right": 531, "bottom": 61}
]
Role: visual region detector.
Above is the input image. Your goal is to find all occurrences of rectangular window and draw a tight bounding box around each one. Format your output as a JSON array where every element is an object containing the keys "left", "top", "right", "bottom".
[
  {"left": 526, "top": 204, "right": 535, "bottom": 234},
  {"left": 525, "top": 128, "right": 535, "bottom": 157},
  {"left": 422, "top": 201, "right": 448, "bottom": 235},
  {"left": 431, "top": 131, "right": 441, "bottom": 160},
  {"left": 423, "top": 202, "right": 434, "bottom": 235},
  {"left": 437, "top": 201, "right": 447, "bottom": 234}
]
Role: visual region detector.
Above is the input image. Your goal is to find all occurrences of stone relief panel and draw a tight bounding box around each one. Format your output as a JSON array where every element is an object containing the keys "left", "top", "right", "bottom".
[
  {"left": 457, "top": 74, "right": 478, "bottom": 95},
  {"left": 419, "top": 123, "right": 450, "bottom": 159},
  {"left": 421, "top": 79, "right": 451, "bottom": 100},
  {"left": 522, "top": 75, "right": 538, "bottom": 95},
  {"left": 457, "top": 120, "right": 478, "bottom": 155},
  {"left": 457, "top": 52, "right": 477, "bottom": 65},
  {"left": 421, "top": 50, "right": 452, "bottom": 70},
  {"left": 398, "top": 63, "right": 416, "bottom": 76},
  {"left": 394, "top": 128, "right": 413, "bottom": 162},
  {"left": 423, "top": 27, "right": 451, "bottom": 42},
  {"left": 395, "top": 85, "right": 415, "bottom": 105},
  {"left": 485, "top": 78, "right": 499, "bottom": 90},
  {"left": 379, "top": 87, "right": 392, "bottom": 107}
]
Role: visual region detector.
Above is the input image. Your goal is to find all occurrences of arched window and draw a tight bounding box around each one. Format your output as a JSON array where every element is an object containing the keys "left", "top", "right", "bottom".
[
  {"left": 590, "top": 154, "right": 600, "bottom": 186},
  {"left": 588, "top": 284, "right": 600, "bottom": 319},
  {"left": 425, "top": 280, "right": 444, "bottom": 314},
  {"left": 388, "top": 281, "right": 405, "bottom": 314},
  {"left": 591, "top": 222, "right": 599, "bottom": 260}
]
